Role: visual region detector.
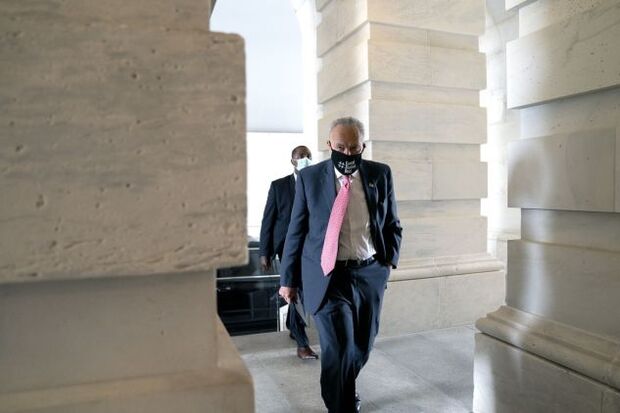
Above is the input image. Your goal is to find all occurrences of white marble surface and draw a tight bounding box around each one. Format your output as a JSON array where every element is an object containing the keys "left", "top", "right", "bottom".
[
  {"left": 506, "top": 0, "right": 620, "bottom": 108},
  {"left": 507, "top": 128, "right": 617, "bottom": 211},
  {"left": 474, "top": 333, "right": 620, "bottom": 413},
  {"left": 506, "top": 239, "right": 620, "bottom": 339},
  {"left": 0, "top": 13, "right": 247, "bottom": 283}
]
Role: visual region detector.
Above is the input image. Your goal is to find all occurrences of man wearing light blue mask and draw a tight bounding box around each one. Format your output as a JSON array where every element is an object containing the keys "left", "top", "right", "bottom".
[{"left": 260, "top": 145, "right": 318, "bottom": 360}]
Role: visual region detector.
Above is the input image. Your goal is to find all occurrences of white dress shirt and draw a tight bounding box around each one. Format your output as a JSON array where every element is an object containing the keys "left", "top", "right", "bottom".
[{"left": 334, "top": 168, "right": 376, "bottom": 260}]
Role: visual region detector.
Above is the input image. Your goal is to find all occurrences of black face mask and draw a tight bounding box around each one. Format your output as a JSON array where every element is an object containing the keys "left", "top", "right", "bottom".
[{"left": 331, "top": 149, "right": 362, "bottom": 175}]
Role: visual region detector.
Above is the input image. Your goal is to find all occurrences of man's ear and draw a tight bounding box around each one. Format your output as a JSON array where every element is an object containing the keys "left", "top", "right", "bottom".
[
  {"left": 326, "top": 140, "right": 332, "bottom": 151},
  {"left": 291, "top": 158, "right": 296, "bottom": 167}
]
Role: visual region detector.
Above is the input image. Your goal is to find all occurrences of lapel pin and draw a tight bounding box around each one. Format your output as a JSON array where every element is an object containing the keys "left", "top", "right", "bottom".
[{"left": 369, "top": 182, "right": 375, "bottom": 188}]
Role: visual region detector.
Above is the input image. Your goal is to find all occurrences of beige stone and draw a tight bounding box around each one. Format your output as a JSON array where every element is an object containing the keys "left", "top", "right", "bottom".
[
  {"left": 381, "top": 270, "right": 504, "bottom": 336},
  {"left": 369, "top": 99, "right": 486, "bottom": 144},
  {"left": 506, "top": 240, "right": 620, "bottom": 339},
  {"left": 507, "top": 128, "right": 617, "bottom": 211},
  {"left": 506, "top": 0, "right": 620, "bottom": 108},
  {"left": 477, "top": 306, "right": 620, "bottom": 389},
  {"left": 519, "top": 0, "right": 606, "bottom": 36},
  {"left": 399, "top": 216, "right": 487, "bottom": 259},
  {"left": 474, "top": 333, "right": 620, "bottom": 413},
  {"left": 368, "top": 0, "right": 486, "bottom": 36},
  {"left": 0, "top": 23, "right": 246, "bottom": 283}
]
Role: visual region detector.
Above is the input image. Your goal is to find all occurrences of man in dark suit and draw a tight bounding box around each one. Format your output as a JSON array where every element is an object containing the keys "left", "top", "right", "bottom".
[
  {"left": 260, "top": 145, "right": 318, "bottom": 360},
  {"left": 280, "top": 117, "right": 402, "bottom": 412}
]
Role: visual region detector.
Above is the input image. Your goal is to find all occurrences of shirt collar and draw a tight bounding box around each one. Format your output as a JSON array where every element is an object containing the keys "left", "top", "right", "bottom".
[{"left": 334, "top": 167, "right": 359, "bottom": 181}]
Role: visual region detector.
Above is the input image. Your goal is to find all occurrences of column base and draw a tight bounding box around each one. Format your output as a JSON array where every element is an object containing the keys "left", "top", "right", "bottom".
[{"left": 473, "top": 333, "right": 620, "bottom": 413}]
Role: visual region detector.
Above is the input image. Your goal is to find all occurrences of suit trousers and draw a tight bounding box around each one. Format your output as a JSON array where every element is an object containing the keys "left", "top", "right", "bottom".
[{"left": 313, "top": 259, "right": 390, "bottom": 413}]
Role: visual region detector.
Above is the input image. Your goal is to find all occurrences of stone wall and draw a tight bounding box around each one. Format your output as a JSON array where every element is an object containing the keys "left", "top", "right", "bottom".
[
  {"left": 0, "top": 1, "right": 253, "bottom": 411},
  {"left": 474, "top": 0, "right": 620, "bottom": 411},
  {"left": 316, "top": 0, "right": 505, "bottom": 336}
]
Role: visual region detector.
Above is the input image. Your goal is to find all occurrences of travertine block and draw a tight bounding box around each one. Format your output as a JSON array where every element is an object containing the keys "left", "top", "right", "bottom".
[
  {"left": 370, "top": 81, "right": 480, "bottom": 106},
  {"left": 521, "top": 209, "right": 620, "bottom": 251},
  {"left": 0, "top": 18, "right": 246, "bottom": 283},
  {"left": 507, "top": 128, "right": 617, "bottom": 211},
  {"left": 397, "top": 200, "right": 481, "bottom": 220},
  {"left": 0, "top": 272, "right": 217, "bottom": 393},
  {"left": 369, "top": 99, "right": 486, "bottom": 143},
  {"left": 506, "top": 0, "right": 620, "bottom": 108},
  {"left": 439, "top": 271, "right": 505, "bottom": 327},
  {"left": 399, "top": 216, "right": 487, "bottom": 259},
  {"left": 519, "top": 87, "right": 620, "bottom": 139},
  {"left": 0, "top": 0, "right": 212, "bottom": 31},
  {"left": 318, "top": 24, "right": 485, "bottom": 102},
  {"left": 474, "top": 333, "right": 620, "bottom": 413},
  {"left": 317, "top": 30, "right": 369, "bottom": 103},
  {"left": 506, "top": 240, "right": 620, "bottom": 339},
  {"left": 519, "top": 0, "right": 606, "bottom": 36},
  {"left": 368, "top": 0, "right": 486, "bottom": 36},
  {"left": 432, "top": 161, "right": 487, "bottom": 200},
  {"left": 381, "top": 270, "right": 504, "bottom": 336},
  {"left": 389, "top": 159, "right": 433, "bottom": 200},
  {"left": 0, "top": 318, "right": 253, "bottom": 412},
  {"left": 369, "top": 40, "right": 486, "bottom": 91},
  {"left": 316, "top": 0, "right": 368, "bottom": 56}
]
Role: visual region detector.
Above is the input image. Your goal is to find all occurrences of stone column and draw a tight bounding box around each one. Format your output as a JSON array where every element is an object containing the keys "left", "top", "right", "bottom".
[
  {"left": 316, "top": 0, "right": 505, "bottom": 336},
  {"left": 474, "top": 0, "right": 620, "bottom": 411},
  {"left": 480, "top": 0, "right": 521, "bottom": 263},
  {"left": 0, "top": 1, "right": 253, "bottom": 411}
]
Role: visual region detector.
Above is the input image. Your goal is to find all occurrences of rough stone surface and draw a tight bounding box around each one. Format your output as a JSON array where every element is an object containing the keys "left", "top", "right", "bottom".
[{"left": 0, "top": 11, "right": 246, "bottom": 283}]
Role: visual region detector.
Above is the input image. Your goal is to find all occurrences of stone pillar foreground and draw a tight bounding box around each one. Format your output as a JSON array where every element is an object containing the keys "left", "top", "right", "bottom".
[
  {"left": 474, "top": 0, "right": 620, "bottom": 411},
  {"left": 316, "top": 0, "right": 505, "bottom": 336},
  {"left": 0, "top": 1, "right": 253, "bottom": 412}
]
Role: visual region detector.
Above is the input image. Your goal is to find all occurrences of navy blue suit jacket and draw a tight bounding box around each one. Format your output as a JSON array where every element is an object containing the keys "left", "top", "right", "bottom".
[
  {"left": 280, "top": 159, "right": 402, "bottom": 314},
  {"left": 259, "top": 174, "right": 296, "bottom": 259}
]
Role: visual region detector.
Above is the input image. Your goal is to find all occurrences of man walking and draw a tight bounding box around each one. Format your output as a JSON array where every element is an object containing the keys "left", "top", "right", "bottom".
[
  {"left": 260, "top": 145, "right": 318, "bottom": 360},
  {"left": 279, "top": 117, "right": 402, "bottom": 412}
]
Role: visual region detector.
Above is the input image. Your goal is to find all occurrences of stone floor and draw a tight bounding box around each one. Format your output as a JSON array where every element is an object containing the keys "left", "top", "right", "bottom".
[{"left": 232, "top": 325, "right": 477, "bottom": 413}]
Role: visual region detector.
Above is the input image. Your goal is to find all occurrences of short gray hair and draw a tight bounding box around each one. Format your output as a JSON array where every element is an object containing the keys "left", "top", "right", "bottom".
[{"left": 329, "top": 116, "right": 365, "bottom": 139}]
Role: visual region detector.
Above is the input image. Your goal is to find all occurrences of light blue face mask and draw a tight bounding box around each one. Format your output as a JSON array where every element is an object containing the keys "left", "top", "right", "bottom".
[{"left": 296, "top": 157, "right": 312, "bottom": 170}]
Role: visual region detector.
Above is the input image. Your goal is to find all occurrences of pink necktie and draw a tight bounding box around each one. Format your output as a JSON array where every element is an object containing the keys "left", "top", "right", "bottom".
[{"left": 321, "top": 175, "right": 351, "bottom": 276}]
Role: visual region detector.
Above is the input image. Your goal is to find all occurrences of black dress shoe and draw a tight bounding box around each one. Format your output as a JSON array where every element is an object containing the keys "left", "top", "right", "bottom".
[
  {"left": 355, "top": 392, "right": 361, "bottom": 412},
  {"left": 297, "top": 346, "right": 319, "bottom": 360}
]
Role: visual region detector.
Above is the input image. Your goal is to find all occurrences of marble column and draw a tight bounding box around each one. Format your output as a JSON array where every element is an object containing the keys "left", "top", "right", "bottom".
[
  {"left": 474, "top": 0, "right": 620, "bottom": 411},
  {"left": 0, "top": 1, "right": 253, "bottom": 412},
  {"left": 316, "top": 0, "right": 505, "bottom": 336}
]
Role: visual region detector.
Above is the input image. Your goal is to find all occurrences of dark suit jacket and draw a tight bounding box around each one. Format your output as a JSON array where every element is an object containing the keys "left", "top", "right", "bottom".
[
  {"left": 259, "top": 174, "right": 296, "bottom": 259},
  {"left": 280, "top": 159, "right": 402, "bottom": 314}
]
